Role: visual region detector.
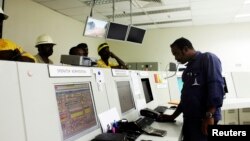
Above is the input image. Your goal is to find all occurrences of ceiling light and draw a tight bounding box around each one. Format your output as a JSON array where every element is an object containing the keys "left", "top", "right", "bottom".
[
  {"left": 244, "top": 0, "right": 250, "bottom": 4},
  {"left": 235, "top": 13, "right": 250, "bottom": 18}
]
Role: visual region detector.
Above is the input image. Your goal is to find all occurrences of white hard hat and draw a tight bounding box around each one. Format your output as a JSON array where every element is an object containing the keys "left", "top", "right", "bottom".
[
  {"left": 0, "top": 7, "right": 8, "bottom": 20},
  {"left": 35, "top": 34, "right": 56, "bottom": 47}
]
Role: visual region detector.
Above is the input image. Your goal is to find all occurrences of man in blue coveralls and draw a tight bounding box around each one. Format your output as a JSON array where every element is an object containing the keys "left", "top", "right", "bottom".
[{"left": 157, "top": 37, "right": 224, "bottom": 141}]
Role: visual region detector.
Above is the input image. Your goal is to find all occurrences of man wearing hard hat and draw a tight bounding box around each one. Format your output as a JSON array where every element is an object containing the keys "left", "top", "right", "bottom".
[
  {"left": 0, "top": 7, "right": 36, "bottom": 62},
  {"left": 34, "top": 34, "right": 56, "bottom": 64},
  {"left": 97, "top": 42, "right": 127, "bottom": 69}
]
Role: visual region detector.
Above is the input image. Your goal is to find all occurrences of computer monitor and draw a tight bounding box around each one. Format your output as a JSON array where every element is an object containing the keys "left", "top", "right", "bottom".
[
  {"left": 126, "top": 26, "right": 146, "bottom": 44},
  {"left": 106, "top": 22, "right": 128, "bottom": 41},
  {"left": 141, "top": 78, "right": 154, "bottom": 103},
  {"left": 60, "top": 55, "right": 97, "bottom": 67},
  {"left": 116, "top": 81, "right": 136, "bottom": 114},
  {"left": 54, "top": 82, "right": 98, "bottom": 141},
  {"left": 83, "top": 16, "right": 109, "bottom": 38},
  {"left": 177, "top": 77, "right": 183, "bottom": 95}
]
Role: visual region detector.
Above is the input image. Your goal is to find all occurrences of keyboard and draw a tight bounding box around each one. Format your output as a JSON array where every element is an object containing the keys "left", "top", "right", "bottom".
[
  {"left": 154, "top": 106, "right": 168, "bottom": 114},
  {"left": 135, "top": 117, "right": 167, "bottom": 137},
  {"left": 141, "top": 125, "right": 167, "bottom": 137},
  {"left": 135, "top": 117, "right": 155, "bottom": 127},
  {"left": 125, "top": 131, "right": 141, "bottom": 141}
]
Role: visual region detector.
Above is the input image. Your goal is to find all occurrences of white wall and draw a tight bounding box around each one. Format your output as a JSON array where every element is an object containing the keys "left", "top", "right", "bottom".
[
  {"left": 3, "top": 0, "right": 105, "bottom": 64},
  {"left": 3, "top": 0, "right": 250, "bottom": 72},
  {"left": 109, "top": 23, "right": 250, "bottom": 71}
]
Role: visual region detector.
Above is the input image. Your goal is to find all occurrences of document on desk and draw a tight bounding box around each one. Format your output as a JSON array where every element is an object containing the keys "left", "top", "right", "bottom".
[
  {"left": 98, "top": 107, "right": 121, "bottom": 133},
  {"left": 168, "top": 100, "right": 180, "bottom": 105}
]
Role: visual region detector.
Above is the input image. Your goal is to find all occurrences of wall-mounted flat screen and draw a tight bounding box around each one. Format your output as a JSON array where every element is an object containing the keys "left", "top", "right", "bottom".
[
  {"left": 141, "top": 78, "right": 154, "bottom": 103},
  {"left": 106, "top": 22, "right": 128, "bottom": 41},
  {"left": 126, "top": 26, "right": 146, "bottom": 44},
  {"left": 83, "top": 16, "right": 109, "bottom": 38},
  {"left": 54, "top": 82, "right": 98, "bottom": 141},
  {"left": 116, "top": 81, "right": 135, "bottom": 114}
]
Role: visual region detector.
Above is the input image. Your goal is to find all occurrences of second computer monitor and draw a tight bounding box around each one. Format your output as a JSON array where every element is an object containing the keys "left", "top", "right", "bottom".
[
  {"left": 106, "top": 22, "right": 128, "bottom": 41},
  {"left": 116, "top": 81, "right": 136, "bottom": 114},
  {"left": 141, "top": 78, "right": 154, "bottom": 103}
]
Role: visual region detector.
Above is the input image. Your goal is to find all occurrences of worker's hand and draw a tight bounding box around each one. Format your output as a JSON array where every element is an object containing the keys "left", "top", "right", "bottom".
[
  {"left": 0, "top": 49, "right": 35, "bottom": 62},
  {"left": 202, "top": 117, "right": 214, "bottom": 135},
  {"left": 109, "top": 51, "right": 116, "bottom": 58},
  {"left": 0, "top": 49, "right": 21, "bottom": 61}
]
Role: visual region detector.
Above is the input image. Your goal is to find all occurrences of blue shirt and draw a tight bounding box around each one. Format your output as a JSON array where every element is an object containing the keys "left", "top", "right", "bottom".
[{"left": 179, "top": 51, "right": 224, "bottom": 121}]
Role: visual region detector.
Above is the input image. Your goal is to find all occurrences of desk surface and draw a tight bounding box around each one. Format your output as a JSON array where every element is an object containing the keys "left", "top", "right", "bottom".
[
  {"left": 135, "top": 97, "right": 250, "bottom": 141},
  {"left": 222, "top": 97, "right": 250, "bottom": 110},
  {"left": 136, "top": 109, "right": 183, "bottom": 141}
]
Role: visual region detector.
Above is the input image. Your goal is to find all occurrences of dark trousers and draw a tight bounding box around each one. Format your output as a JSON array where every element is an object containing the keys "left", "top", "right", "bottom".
[{"left": 182, "top": 119, "right": 218, "bottom": 141}]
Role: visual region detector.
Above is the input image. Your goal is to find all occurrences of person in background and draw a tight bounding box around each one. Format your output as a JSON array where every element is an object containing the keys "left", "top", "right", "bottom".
[
  {"left": 69, "top": 43, "right": 88, "bottom": 56},
  {"left": 76, "top": 43, "right": 88, "bottom": 57},
  {"left": 156, "top": 37, "right": 224, "bottom": 141},
  {"left": 0, "top": 8, "right": 35, "bottom": 62},
  {"left": 97, "top": 42, "right": 127, "bottom": 69},
  {"left": 34, "top": 34, "right": 56, "bottom": 64},
  {"left": 69, "top": 46, "right": 84, "bottom": 56}
]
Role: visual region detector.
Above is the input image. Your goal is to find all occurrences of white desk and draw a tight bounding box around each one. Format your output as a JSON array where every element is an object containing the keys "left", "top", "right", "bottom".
[
  {"left": 136, "top": 109, "right": 183, "bottom": 141},
  {"left": 135, "top": 96, "right": 250, "bottom": 141}
]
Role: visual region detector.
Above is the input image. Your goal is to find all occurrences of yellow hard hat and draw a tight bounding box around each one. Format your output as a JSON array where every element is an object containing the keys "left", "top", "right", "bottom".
[{"left": 98, "top": 43, "right": 109, "bottom": 53}]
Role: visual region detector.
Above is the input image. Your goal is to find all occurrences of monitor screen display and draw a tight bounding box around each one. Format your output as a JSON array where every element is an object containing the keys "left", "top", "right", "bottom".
[
  {"left": 83, "top": 16, "right": 109, "bottom": 38},
  {"left": 54, "top": 82, "right": 98, "bottom": 141},
  {"left": 116, "top": 81, "right": 135, "bottom": 113},
  {"left": 177, "top": 77, "right": 183, "bottom": 95},
  {"left": 126, "top": 26, "right": 146, "bottom": 44},
  {"left": 141, "top": 78, "right": 154, "bottom": 103},
  {"left": 106, "top": 22, "right": 128, "bottom": 41}
]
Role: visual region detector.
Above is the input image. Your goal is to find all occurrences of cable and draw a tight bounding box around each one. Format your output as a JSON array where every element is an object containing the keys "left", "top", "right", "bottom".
[
  {"left": 129, "top": 0, "right": 132, "bottom": 25},
  {"left": 165, "top": 63, "right": 179, "bottom": 79},
  {"left": 90, "top": 0, "right": 96, "bottom": 17},
  {"left": 112, "top": 0, "right": 115, "bottom": 22},
  {"left": 165, "top": 62, "right": 179, "bottom": 101}
]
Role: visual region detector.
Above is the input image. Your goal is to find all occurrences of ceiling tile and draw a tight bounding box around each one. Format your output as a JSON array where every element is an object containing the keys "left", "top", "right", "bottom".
[
  {"left": 192, "top": 8, "right": 239, "bottom": 17},
  {"left": 148, "top": 10, "right": 192, "bottom": 21},
  {"left": 39, "top": 0, "right": 85, "bottom": 10},
  {"left": 71, "top": 15, "right": 87, "bottom": 22},
  {"left": 59, "top": 6, "right": 91, "bottom": 16},
  {"left": 191, "top": 0, "right": 244, "bottom": 10},
  {"left": 156, "top": 21, "right": 193, "bottom": 28},
  {"left": 161, "top": 0, "right": 190, "bottom": 8},
  {"left": 32, "top": 0, "right": 250, "bottom": 29},
  {"left": 193, "top": 16, "right": 233, "bottom": 25}
]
